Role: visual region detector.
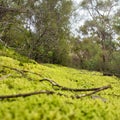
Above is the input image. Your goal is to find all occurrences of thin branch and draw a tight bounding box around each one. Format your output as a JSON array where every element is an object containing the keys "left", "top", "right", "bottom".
[
  {"left": 40, "top": 78, "right": 111, "bottom": 92},
  {"left": 2, "top": 65, "right": 26, "bottom": 76},
  {"left": 1, "top": 65, "right": 42, "bottom": 77},
  {"left": 0, "top": 85, "right": 111, "bottom": 100},
  {"left": 72, "top": 85, "right": 111, "bottom": 99},
  {"left": 40, "top": 78, "right": 61, "bottom": 86},
  {"left": 0, "top": 90, "right": 55, "bottom": 99}
]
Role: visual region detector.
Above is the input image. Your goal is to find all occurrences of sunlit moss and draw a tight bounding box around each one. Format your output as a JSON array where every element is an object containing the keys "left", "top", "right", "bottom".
[{"left": 0, "top": 47, "right": 120, "bottom": 120}]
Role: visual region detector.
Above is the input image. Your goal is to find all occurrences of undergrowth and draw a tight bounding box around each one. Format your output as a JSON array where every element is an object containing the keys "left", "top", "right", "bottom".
[{"left": 0, "top": 45, "right": 120, "bottom": 120}]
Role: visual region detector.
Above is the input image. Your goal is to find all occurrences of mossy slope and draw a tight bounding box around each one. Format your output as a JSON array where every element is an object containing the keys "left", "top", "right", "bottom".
[{"left": 0, "top": 46, "right": 120, "bottom": 120}]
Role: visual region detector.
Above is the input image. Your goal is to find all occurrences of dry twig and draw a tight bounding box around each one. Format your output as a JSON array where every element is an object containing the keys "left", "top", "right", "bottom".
[
  {"left": 0, "top": 85, "right": 111, "bottom": 100},
  {"left": 40, "top": 78, "right": 111, "bottom": 92}
]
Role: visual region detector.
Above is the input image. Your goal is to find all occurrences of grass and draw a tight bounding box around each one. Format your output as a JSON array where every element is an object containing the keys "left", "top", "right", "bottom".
[{"left": 0, "top": 45, "right": 120, "bottom": 120}]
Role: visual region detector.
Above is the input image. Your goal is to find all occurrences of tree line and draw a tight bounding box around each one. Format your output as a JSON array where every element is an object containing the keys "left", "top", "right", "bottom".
[{"left": 0, "top": 0, "right": 120, "bottom": 75}]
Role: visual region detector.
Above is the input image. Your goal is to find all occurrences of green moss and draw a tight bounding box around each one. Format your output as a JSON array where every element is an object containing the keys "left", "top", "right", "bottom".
[
  {"left": 0, "top": 45, "right": 37, "bottom": 63},
  {"left": 0, "top": 46, "right": 120, "bottom": 120}
]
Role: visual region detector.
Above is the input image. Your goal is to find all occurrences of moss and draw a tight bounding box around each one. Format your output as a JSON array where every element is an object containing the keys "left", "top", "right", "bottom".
[
  {"left": 0, "top": 45, "right": 37, "bottom": 63},
  {"left": 0, "top": 46, "right": 120, "bottom": 120}
]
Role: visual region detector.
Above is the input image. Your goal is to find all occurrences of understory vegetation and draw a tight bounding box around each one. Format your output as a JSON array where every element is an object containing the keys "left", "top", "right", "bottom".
[{"left": 0, "top": 46, "right": 120, "bottom": 120}]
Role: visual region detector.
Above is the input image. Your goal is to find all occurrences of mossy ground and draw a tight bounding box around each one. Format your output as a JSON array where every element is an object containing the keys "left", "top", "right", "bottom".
[{"left": 0, "top": 46, "right": 120, "bottom": 120}]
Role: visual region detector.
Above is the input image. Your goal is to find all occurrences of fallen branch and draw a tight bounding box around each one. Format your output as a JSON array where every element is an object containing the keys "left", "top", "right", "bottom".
[
  {"left": 0, "top": 85, "right": 111, "bottom": 100},
  {"left": 71, "top": 85, "right": 111, "bottom": 99},
  {"left": 40, "top": 78, "right": 111, "bottom": 92},
  {"left": 1, "top": 65, "right": 25, "bottom": 76},
  {"left": 1, "top": 65, "right": 42, "bottom": 77},
  {"left": 0, "top": 90, "right": 55, "bottom": 99}
]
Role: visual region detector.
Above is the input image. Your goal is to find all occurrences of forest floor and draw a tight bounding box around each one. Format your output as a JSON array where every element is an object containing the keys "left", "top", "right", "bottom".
[{"left": 0, "top": 46, "right": 120, "bottom": 120}]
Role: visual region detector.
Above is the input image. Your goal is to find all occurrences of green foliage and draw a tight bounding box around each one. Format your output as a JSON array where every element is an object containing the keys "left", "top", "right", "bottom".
[
  {"left": 0, "top": 47, "right": 120, "bottom": 120},
  {"left": 0, "top": 44, "right": 36, "bottom": 63},
  {"left": 0, "top": 0, "right": 73, "bottom": 65},
  {"left": 72, "top": 0, "right": 120, "bottom": 73},
  {"left": 72, "top": 38, "right": 103, "bottom": 70},
  {"left": 21, "top": 0, "right": 73, "bottom": 64},
  {"left": 108, "top": 51, "right": 120, "bottom": 74}
]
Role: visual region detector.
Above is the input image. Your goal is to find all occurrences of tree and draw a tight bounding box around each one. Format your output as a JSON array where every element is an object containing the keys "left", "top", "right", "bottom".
[
  {"left": 0, "top": 0, "right": 29, "bottom": 46},
  {"left": 0, "top": 0, "right": 73, "bottom": 65},
  {"left": 25, "top": 0, "right": 73, "bottom": 65},
  {"left": 75, "top": 0, "right": 120, "bottom": 71}
]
